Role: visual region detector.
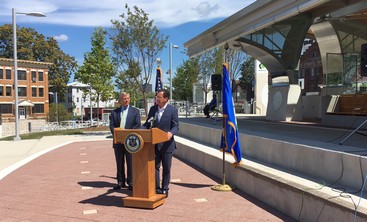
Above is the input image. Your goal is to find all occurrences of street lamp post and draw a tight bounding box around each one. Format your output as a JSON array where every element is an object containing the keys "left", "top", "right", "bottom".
[
  {"left": 169, "top": 43, "right": 178, "bottom": 103},
  {"left": 55, "top": 92, "right": 58, "bottom": 124},
  {"left": 13, "top": 8, "right": 46, "bottom": 141},
  {"left": 48, "top": 92, "right": 58, "bottom": 124},
  {"left": 90, "top": 86, "right": 93, "bottom": 126}
]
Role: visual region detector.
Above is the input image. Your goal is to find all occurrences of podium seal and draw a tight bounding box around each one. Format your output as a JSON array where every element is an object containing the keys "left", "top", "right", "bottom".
[{"left": 124, "top": 132, "right": 144, "bottom": 153}]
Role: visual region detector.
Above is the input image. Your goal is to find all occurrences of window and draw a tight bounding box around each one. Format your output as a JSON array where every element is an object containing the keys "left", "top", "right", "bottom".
[
  {"left": 6, "top": 86, "right": 11, "bottom": 96},
  {"left": 0, "top": 104, "right": 12, "bottom": 114},
  {"left": 6, "top": 69, "right": 11, "bottom": 79},
  {"left": 32, "top": 104, "right": 44, "bottom": 113},
  {"left": 77, "top": 98, "right": 79, "bottom": 103},
  {"left": 0, "top": 86, "right": 3, "bottom": 96},
  {"left": 38, "top": 88, "right": 44, "bottom": 97},
  {"left": 0, "top": 69, "right": 3, "bottom": 79},
  {"left": 31, "top": 71, "right": 37, "bottom": 82},
  {"left": 18, "top": 87, "right": 27, "bottom": 97},
  {"left": 38, "top": 71, "right": 44, "bottom": 81},
  {"left": 18, "top": 70, "right": 27, "bottom": 80},
  {"left": 32, "top": 87, "right": 37, "bottom": 97}
]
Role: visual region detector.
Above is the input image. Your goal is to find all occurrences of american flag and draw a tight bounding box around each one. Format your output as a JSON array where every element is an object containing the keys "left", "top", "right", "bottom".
[{"left": 155, "top": 68, "right": 163, "bottom": 93}]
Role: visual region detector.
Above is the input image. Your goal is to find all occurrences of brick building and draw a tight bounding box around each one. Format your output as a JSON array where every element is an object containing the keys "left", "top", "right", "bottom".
[{"left": 0, "top": 58, "right": 51, "bottom": 137}]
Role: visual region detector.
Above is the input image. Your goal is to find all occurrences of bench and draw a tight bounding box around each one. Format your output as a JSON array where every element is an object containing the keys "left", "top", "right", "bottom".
[{"left": 338, "top": 94, "right": 367, "bottom": 115}]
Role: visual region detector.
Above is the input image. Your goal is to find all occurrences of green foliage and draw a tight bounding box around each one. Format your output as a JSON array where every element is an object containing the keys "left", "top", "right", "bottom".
[
  {"left": 224, "top": 47, "right": 250, "bottom": 81},
  {"left": 173, "top": 57, "right": 199, "bottom": 102},
  {"left": 0, "top": 24, "right": 78, "bottom": 100},
  {"left": 239, "top": 56, "right": 255, "bottom": 85},
  {"left": 47, "top": 103, "right": 71, "bottom": 123},
  {"left": 110, "top": 4, "right": 168, "bottom": 114},
  {"left": 115, "top": 60, "right": 142, "bottom": 98},
  {"left": 75, "top": 27, "right": 115, "bottom": 110}
]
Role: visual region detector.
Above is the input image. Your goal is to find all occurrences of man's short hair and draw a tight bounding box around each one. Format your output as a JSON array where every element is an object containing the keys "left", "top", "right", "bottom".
[
  {"left": 158, "top": 89, "right": 170, "bottom": 99},
  {"left": 120, "top": 92, "right": 130, "bottom": 97}
]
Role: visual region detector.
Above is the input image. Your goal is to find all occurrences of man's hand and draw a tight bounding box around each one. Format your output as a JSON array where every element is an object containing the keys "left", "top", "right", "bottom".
[{"left": 167, "top": 132, "right": 173, "bottom": 140}]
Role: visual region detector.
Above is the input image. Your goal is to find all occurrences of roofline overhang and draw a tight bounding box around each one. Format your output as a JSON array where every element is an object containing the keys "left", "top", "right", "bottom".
[{"left": 184, "top": 0, "right": 332, "bottom": 58}]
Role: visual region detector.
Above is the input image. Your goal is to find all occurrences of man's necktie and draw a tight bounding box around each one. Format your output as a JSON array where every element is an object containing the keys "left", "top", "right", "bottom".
[
  {"left": 158, "top": 108, "right": 164, "bottom": 123},
  {"left": 120, "top": 108, "right": 127, "bottom": 129}
]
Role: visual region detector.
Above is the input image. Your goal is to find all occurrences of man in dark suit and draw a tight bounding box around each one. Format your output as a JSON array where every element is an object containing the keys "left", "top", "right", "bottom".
[
  {"left": 109, "top": 92, "right": 141, "bottom": 190},
  {"left": 142, "top": 89, "right": 179, "bottom": 197},
  {"left": 204, "top": 94, "right": 217, "bottom": 118}
]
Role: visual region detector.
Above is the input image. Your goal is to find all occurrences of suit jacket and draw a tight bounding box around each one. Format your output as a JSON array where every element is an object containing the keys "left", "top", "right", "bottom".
[
  {"left": 109, "top": 105, "right": 141, "bottom": 148},
  {"left": 142, "top": 104, "right": 179, "bottom": 153}
]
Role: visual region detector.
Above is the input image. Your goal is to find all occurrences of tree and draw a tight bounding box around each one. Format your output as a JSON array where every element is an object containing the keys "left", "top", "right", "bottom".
[
  {"left": 173, "top": 57, "right": 199, "bottom": 102},
  {"left": 110, "top": 4, "right": 168, "bottom": 115},
  {"left": 224, "top": 47, "right": 249, "bottom": 81},
  {"left": 239, "top": 56, "right": 255, "bottom": 101},
  {"left": 47, "top": 103, "right": 70, "bottom": 123},
  {"left": 224, "top": 47, "right": 250, "bottom": 99},
  {"left": 196, "top": 48, "right": 222, "bottom": 104},
  {"left": 115, "top": 60, "right": 142, "bottom": 106},
  {"left": 75, "top": 27, "right": 115, "bottom": 125},
  {"left": 0, "top": 24, "right": 77, "bottom": 100}
]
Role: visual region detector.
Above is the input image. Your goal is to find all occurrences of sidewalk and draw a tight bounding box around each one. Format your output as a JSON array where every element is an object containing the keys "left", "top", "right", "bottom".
[{"left": 0, "top": 135, "right": 294, "bottom": 221}]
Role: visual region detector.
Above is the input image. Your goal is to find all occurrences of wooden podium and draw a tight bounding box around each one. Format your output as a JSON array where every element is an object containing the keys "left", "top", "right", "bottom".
[{"left": 114, "top": 128, "right": 168, "bottom": 209}]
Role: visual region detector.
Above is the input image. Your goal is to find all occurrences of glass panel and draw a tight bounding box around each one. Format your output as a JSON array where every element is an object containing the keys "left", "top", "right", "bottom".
[
  {"left": 32, "top": 88, "right": 37, "bottom": 97},
  {"left": 18, "top": 87, "right": 27, "bottom": 97},
  {"left": 6, "top": 69, "right": 11, "bottom": 79},
  {"left": 38, "top": 71, "right": 44, "bottom": 81},
  {"left": 0, "top": 104, "right": 12, "bottom": 114},
  {"left": 18, "top": 70, "right": 27, "bottom": 80},
  {"left": 6, "top": 86, "right": 11, "bottom": 96},
  {"left": 31, "top": 71, "right": 37, "bottom": 82},
  {"left": 325, "top": 53, "right": 364, "bottom": 95},
  {"left": 32, "top": 104, "right": 44, "bottom": 113},
  {"left": 39, "top": 88, "right": 44, "bottom": 97},
  {"left": 325, "top": 53, "right": 344, "bottom": 95}
]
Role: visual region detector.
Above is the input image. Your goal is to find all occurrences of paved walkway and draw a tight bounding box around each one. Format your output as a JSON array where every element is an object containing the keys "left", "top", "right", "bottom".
[{"left": 0, "top": 134, "right": 294, "bottom": 221}]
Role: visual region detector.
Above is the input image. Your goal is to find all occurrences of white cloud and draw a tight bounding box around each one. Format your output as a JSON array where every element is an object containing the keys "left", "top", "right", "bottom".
[
  {"left": 192, "top": 2, "right": 219, "bottom": 18},
  {"left": 0, "top": 0, "right": 255, "bottom": 28},
  {"left": 53, "top": 34, "right": 68, "bottom": 42}
]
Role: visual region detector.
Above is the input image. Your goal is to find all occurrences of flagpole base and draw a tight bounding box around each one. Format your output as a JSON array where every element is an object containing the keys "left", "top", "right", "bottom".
[{"left": 211, "top": 184, "right": 234, "bottom": 191}]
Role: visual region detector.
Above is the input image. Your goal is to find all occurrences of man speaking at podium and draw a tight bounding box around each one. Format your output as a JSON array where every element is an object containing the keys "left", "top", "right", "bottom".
[
  {"left": 142, "top": 89, "right": 179, "bottom": 197},
  {"left": 109, "top": 92, "right": 141, "bottom": 190}
]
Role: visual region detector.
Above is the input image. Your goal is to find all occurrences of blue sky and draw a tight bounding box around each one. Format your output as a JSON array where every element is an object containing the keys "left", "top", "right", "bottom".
[{"left": 0, "top": 0, "right": 255, "bottom": 83}]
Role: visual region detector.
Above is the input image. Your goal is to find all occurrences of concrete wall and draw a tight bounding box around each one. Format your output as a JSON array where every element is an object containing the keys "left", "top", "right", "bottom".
[
  {"left": 1, "top": 119, "right": 47, "bottom": 137},
  {"left": 266, "top": 84, "right": 303, "bottom": 121},
  {"left": 175, "top": 137, "right": 367, "bottom": 221},
  {"left": 176, "top": 122, "right": 367, "bottom": 221},
  {"left": 177, "top": 122, "right": 367, "bottom": 194}
]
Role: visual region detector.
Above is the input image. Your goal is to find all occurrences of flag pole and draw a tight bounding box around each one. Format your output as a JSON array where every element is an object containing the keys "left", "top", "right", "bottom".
[
  {"left": 211, "top": 115, "right": 232, "bottom": 191},
  {"left": 211, "top": 46, "right": 233, "bottom": 191},
  {"left": 222, "top": 115, "right": 226, "bottom": 185}
]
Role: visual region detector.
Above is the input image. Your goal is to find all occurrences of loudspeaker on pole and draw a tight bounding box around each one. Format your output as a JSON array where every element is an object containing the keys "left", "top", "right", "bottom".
[{"left": 211, "top": 74, "right": 222, "bottom": 91}]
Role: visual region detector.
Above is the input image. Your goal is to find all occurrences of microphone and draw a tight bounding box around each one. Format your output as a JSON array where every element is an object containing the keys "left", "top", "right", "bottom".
[{"left": 147, "top": 116, "right": 155, "bottom": 129}]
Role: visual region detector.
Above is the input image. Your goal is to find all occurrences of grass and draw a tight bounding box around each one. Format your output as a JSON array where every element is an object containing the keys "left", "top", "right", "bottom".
[{"left": 0, "top": 126, "right": 110, "bottom": 141}]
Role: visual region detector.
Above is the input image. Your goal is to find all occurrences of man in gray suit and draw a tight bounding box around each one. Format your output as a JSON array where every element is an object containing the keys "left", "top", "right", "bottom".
[
  {"left": 142, "top": 89, "right": 179, "bottom": 197},
  {"left": 109, "top": 92, "right": 141, "bottom": 190}
]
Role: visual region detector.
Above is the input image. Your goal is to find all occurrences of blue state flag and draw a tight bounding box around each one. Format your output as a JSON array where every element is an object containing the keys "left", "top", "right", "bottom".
[{"left": 220, "top": 63, "right": 243, "bottom": 165}]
